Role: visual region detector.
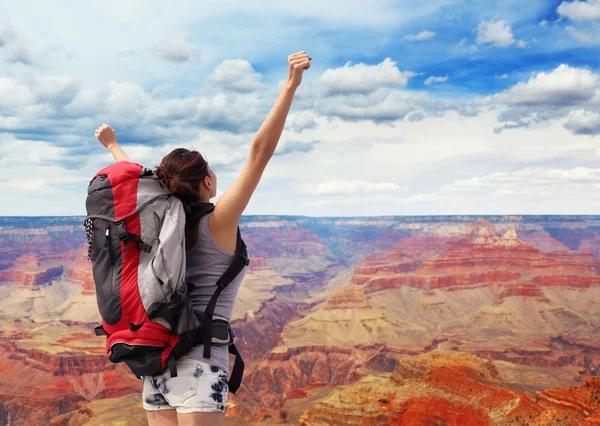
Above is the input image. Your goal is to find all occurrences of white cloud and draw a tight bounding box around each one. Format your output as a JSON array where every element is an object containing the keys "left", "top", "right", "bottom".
[
  {"left": 404, "top": 30, "right": 436, "bottom": 41},
  {"left": 476, "top": 20, "right": 515, "bottom": 48},
  {"left": 557, "top": 0, "right": 600, "bottom": 21},
  {"left": 457, "top": 38, "right": 479, "bottom": 53},
  {"left": 565, "top": 109, "right": 600, "bottom": 134},
  {"left": 496, "top": 74, "right": 509, "bottom": 79},
  {"left": 0, "top": 21, "right": 36, "bottom": 66},
  {"left": 190, "top": 92, "right": 269, "bottom": 133},
  {"left": 516, "top": 40, "right": 528, "bottom": 48},
  {"left": 424, "top": 75, "right": 448, "bottom": 85},
  {"left": 274, "top": 139, "right": 320, "bottom": 156},
  {"left": 0, "top": 136, "right": 89, "bottom": 214},
  {"left": 565, "top": 26, "right": 598, "bottom": 43},
  {"left": 286, "top": 110, "right": 318, "bottom": 132},
  {"left": 31, "top": 76, "right": 81, "bottom": 105},
  {"left": 0, "top": 22, "right": 16, "bottom": 46},
  {"left": 399, "top": 165, "right": 600, "bottom": 213},
  {"left": 256, "top": 110, "right": 600, "bottom": 216},
  {"left": 481, "top": 64, "right": 599, "bottom": 106},
  {"left": 448, "top": 167, "right": 600, "bottom": 190},
  {"left": 210, "top": 59, "right": 266, "bottom": 93},
  {"left": 0, "top": 77, "right": 34, "bottom": 112},
  {"left": 298, "top": 180, "right": 401, "bottom": 196},
  {"left": 152, "top": 37, "right": 200, "bottom": 63},
  {"left": 319, "top": 58, "right": 415, "bottom": 96},
  {"left": 150, "top": 83, "right": 188, "bottom": 100},
  {"left": 318, "top": 89, "right": 416, "bottom": 122},
  {"left": 105, "top": 82, "right": 151, "bottom": 127}
]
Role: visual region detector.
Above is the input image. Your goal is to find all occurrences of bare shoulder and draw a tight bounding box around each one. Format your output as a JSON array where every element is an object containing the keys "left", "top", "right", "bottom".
[{"left": 207, "top": 212, "right": 238, "bottom": 254}]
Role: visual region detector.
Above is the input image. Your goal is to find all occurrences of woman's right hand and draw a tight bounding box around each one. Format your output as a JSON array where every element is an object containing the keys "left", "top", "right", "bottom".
[{"left": 287, "top": 51, "right": 312, "bottom": 89}]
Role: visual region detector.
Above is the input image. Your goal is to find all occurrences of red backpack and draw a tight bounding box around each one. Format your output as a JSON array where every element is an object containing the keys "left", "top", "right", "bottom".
[{"left": 84, "top": 161, "right": 248, "bottom": 393}]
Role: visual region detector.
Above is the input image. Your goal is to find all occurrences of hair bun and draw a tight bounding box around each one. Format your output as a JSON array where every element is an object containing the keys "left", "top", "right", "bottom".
[{"left": 155, "top": 149, "right": 207, "bottom": 200}]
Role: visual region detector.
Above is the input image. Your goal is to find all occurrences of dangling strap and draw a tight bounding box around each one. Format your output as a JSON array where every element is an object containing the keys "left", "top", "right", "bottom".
[
  {"left": 168, "top": 354, "right": 178, "bottom": 378},
  {"left": 202, "top": 228, "right": 250, "bottom": 359},
  {"left": 125, "top": 233, "right": 152, "bottom": 253},
  {"left": 227, "top": 344, "right": 244, "bottom": 394},
  {"left": 94, "top": 325, "right": 108, "bottom": 336}
]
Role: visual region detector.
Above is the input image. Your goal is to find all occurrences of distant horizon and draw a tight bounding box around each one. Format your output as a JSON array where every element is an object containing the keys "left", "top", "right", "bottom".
[{"left": 2, "top": 213, "right": 600, "bottom": 220}]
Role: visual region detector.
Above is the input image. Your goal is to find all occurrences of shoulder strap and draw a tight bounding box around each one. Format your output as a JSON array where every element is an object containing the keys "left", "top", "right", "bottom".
[
  {"left": 179, "top": 199, "right": 215, "bottom": 227},
  {"left": 202, "top": 227, "right": 250, "bottom": 358}
]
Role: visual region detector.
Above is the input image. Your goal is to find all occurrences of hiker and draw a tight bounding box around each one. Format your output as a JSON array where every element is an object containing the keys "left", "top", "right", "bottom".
[{"left": 94, "top": 51, "right": 311, "bottom": 426}]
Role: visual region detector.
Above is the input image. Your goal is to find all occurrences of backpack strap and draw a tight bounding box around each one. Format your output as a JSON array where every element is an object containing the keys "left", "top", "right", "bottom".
[
  {"left": 227, "top": 344, "right": 244, "bottom": 394},
  {"left": 180, "top": 199, "right": 215, "bottom": 225},
  {"left": 202, "top": 227, "right": 250, "bottom": 359}
]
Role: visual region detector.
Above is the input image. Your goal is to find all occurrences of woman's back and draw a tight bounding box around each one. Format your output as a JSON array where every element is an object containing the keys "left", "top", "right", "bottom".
[{"left": 185, "top": 213, "right": 249, "bottom": 374}]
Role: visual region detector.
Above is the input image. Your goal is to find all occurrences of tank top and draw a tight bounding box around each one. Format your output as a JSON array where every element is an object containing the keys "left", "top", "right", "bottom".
[{"left": 185, "top": 213, "right": 248, "bottom": 374}]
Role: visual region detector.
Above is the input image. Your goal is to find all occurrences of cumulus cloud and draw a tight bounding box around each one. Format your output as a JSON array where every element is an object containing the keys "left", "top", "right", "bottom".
[
  {"left": 286, "top": 110, "right": 318, "bottom": 132},
  {"left": 191, "top": 92, "right": 269, "bottom": 133},
  {"left": 315, "top": 58, "right": 426, "bottom": 123},
  {"left": 274, "top": 139, "right": 320, "bottom": 156},
  {"left": 0, "top": 77, "right": 34, "bottom": 113},
  {"left": 319, "top": 58, "right": 415, "bottom": 96},
  {"left": 557, "top": 0, "right": 600, "bottom": 21},
  {"left": 565, "top": 109, "right": 600, "bottom": 134},
  {"left": 318, "top": 89, "right": 415, "bottom": 122},
  {"left": 0, "top": 137, "right": 89, "bottom": 195},
  {"left": 424, "top": 75, "right": 448, "bottom": 85},
  {"left": 457, "top": 38, "right": 479, "bottom": 53},
  {"left": 31, "top": 76, "right": 81, "bottom": 106},
  {"left": 446, "top": 167, "right": 600, "bottom": 192},
  {"left": 476, "top": 20, "right": 515, "bottom": 48},
  {"left": 0, "top": 21, "right": 35, "bottom": 65},
  {"left": 152, "top": 38, "right": 200, "bottom": 63},
  {"left": 516, "top": 40, "right": 528, "bottom": 48},
  {"left": 402, "top": 166, "right": 600, "bottom": 210},
  {"left": 210, "top": 59, "right": 266, "bottom": 93},
  {"left": 481, "top": 64, "right": 598, "bottom": 106},
  {"left": 150, "top": 83, "right": 188, "bottom": 100},
  {"left": 298, "top": 180, "right": 401, "bottom": 196},
  {"left": 404, "top": 30, "right": 436, "bottom": 41},
  {"left": 565, "top": 26, "right": 598, "bottom": 42}
]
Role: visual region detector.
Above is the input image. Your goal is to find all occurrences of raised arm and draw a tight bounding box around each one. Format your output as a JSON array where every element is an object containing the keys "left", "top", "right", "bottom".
[
  {"left": 211, "top": 51, "right": 312, "bottom": 229},
  {"left": 95, "top": 124, "right": 132, "bottom": 163}
]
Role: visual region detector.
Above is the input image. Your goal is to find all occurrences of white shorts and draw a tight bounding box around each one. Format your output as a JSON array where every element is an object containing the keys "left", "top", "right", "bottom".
[{"left": 142, "top": 356, "right": 229, "bottom": 414}]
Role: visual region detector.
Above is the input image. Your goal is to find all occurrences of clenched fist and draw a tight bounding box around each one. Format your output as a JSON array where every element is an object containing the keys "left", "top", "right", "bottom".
[
  {"left": 95, "top": 123, "right": 117, "bottom": 150},
  {"left": 287, "top": 51, "right": 312, "bottom": 89}
]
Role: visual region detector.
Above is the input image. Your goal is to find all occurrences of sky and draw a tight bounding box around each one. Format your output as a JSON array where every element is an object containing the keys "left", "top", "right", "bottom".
[{"left": 0, "top": 0, "right": 599, "bottom": 217}]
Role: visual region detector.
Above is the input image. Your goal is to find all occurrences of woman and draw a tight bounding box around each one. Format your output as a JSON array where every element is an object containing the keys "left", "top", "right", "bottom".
[{"left": 95, "top": 51, "right": 312, "bottom": 426}]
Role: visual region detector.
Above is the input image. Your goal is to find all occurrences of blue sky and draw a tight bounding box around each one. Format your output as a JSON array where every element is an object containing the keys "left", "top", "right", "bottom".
[{"left": 0, "top": 0, "right": 599, "bottom": 216}]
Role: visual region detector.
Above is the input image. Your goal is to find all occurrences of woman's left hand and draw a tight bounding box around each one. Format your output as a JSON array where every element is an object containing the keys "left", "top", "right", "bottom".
[{"left": 95, "top": 123, "right": 117, "bottom": 150}]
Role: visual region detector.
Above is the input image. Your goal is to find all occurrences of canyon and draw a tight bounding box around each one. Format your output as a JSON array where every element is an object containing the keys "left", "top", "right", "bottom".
[{"left": 1, "top": 215, "right": 600, "bottom": 425}]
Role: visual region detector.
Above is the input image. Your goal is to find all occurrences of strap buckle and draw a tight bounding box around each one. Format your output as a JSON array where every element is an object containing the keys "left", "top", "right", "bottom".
[{"left": 115, "top": 221, "right": 128, "bottom": 242}]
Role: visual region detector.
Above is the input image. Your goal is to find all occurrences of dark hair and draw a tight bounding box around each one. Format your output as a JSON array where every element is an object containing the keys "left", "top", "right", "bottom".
[
  {"left": 154, "top": 148, "right": 210, "bottom": 250},
  {"left": 154, "top": 148, "right": 210, "bottom": 201}
]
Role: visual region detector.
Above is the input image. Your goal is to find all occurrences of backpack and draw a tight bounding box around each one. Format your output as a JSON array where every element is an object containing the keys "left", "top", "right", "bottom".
[{"left": 84, "top": 161, "right": 249, "bottom": 393}]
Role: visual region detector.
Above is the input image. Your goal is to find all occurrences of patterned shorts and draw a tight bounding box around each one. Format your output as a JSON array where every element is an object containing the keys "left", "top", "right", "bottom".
[{"left": 142, "top": 356, "right": 229, "bottom": 414}]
